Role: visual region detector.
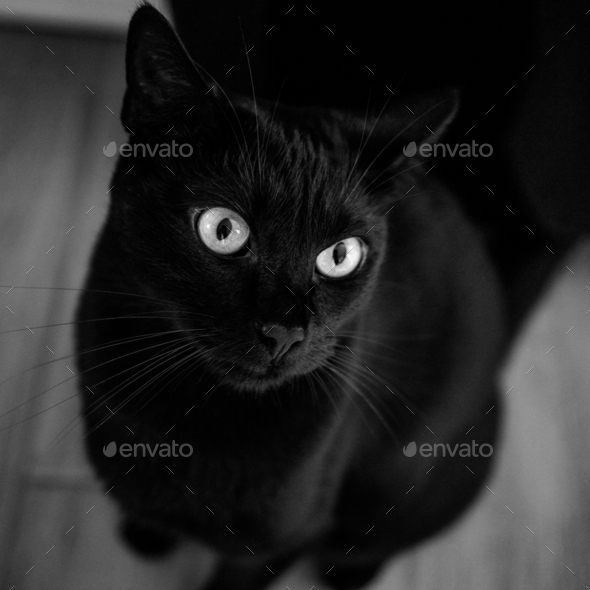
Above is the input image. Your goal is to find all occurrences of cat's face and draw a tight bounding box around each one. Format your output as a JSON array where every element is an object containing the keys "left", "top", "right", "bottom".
[
  {"left": 104, "top": 5, "right": 456, "bottom": 393},
  {"left": 112, "top": 101, "right": 390, "bottom": 391}
]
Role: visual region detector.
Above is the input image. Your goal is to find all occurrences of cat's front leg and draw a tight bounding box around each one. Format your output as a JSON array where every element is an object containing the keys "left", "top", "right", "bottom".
[
  {"left": 120, "top": 517, "right": 180, "bottom": 558},
  {"left": 316, "top": 561, "right": 383, "bottom": 590},
  {"left": 200, "top": 552, "right": 302, "bottom": 590}
]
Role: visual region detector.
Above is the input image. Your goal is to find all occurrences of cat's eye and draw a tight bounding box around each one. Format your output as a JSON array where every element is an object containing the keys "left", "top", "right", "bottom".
[
  {"left": 315, "top": 237, "right": 365, "bottom": 278},
  {"left": 196, "top": 207, "right": 250, "bottom": 255}
]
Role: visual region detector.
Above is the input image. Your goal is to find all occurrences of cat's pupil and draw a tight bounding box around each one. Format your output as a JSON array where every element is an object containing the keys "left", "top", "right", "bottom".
[
  {"left": 217, "top": 219, "right": 232, "bottom": 240},
  {"left": 333, "top": 243, "right": 347, "bottom": 265}
]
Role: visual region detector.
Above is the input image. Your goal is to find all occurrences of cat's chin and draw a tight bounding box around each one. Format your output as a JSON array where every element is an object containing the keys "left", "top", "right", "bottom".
[
  {"left": 224, "top": 374, "right": 294, "bottom": 394},
  {"left": 220, "top": 359, "right": 320, "bottom": 393},
  {"left": 221, "top": 369, "right": 298, "bottom": 393}
]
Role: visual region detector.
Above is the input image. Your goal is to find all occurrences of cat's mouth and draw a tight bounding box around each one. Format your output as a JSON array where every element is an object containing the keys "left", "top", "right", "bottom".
[
  {"left": 228, "top": 363, "right": 297, "bottom": 390},
  {"left": 220, "top": 352, "right": 321, "bottom": 392},
  {"left": 186, "top": 328, "right": 339, "bottom": 392}
]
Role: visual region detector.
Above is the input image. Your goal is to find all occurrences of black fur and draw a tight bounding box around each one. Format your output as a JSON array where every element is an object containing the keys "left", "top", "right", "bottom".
[{"left": 77, "top": 5, "right": 506, "bottom": 589}]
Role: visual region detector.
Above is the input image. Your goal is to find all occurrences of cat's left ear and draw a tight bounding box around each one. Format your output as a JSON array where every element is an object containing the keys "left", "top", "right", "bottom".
[
  {"left": 390, "top": 89, "right": 459, "bottom": 166},
  {"left": 406, "top": 89, "right": 460, "bottom": 145},
  {"left": 341, "top": 89, "right": 459, "bottom": 170},
  {"left": 121, "top": 3, "right": 219, "bottom": 132}
]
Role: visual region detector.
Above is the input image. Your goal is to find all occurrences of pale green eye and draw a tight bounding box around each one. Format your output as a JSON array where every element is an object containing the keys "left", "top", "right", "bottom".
[
  {"left": 196, "top": 207, "right": 249, "bottom": 254},
  {"left": 315, "top": 237, "right": 365, "bottom": 278}
]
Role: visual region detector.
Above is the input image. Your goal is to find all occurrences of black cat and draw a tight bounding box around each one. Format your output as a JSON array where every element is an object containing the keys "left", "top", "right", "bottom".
[{"left": 77, "top": 4, "right": 508, "bottom": 589}]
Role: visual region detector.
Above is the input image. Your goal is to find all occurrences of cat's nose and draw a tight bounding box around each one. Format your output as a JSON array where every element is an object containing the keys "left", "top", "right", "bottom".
[{"left": 260, "top": 324, "right": 304, "bottom": 360}]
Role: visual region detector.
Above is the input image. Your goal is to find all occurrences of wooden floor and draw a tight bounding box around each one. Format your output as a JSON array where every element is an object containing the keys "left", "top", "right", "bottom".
[{"left": 1, "top": 23, "right": 590, "bottom": 590}]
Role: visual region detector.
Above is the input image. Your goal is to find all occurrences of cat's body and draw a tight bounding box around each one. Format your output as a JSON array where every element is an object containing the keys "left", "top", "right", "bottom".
[{"left": 78, "top": 5, "right": 508, "bottom": 589}]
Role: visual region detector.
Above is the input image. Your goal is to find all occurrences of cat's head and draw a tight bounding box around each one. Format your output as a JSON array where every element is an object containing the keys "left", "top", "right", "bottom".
[{"left": 106, "top": 3, "right": 457, "bottom": 393}]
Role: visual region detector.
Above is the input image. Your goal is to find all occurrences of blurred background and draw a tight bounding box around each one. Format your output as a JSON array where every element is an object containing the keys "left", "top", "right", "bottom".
[{"left": 0, "top": 1, "right": 590, "bottom": 588}]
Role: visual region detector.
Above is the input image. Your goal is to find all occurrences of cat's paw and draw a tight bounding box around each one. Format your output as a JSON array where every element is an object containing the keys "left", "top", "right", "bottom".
[{"left": 120, "top": 519, "right": 179, "bottom": 558}]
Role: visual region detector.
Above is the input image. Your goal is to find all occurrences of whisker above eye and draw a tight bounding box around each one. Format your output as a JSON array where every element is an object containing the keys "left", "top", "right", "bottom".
[
  {"left": 262, "top": 76, "right": 287, "bottom": 166},
  {"left": 237, "top": 18, "right": 261, "bottom": 180},
  {"left": 189, "top": 59, "right": 255, "bottom": 181},
  {"left": 340, "top": 92, "right": 393, "bottom": 202}
]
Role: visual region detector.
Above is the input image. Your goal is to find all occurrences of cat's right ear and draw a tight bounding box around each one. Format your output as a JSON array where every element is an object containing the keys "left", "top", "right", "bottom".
[{"left": 121, "top": 3, "right": 218, "bottom": 132}]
